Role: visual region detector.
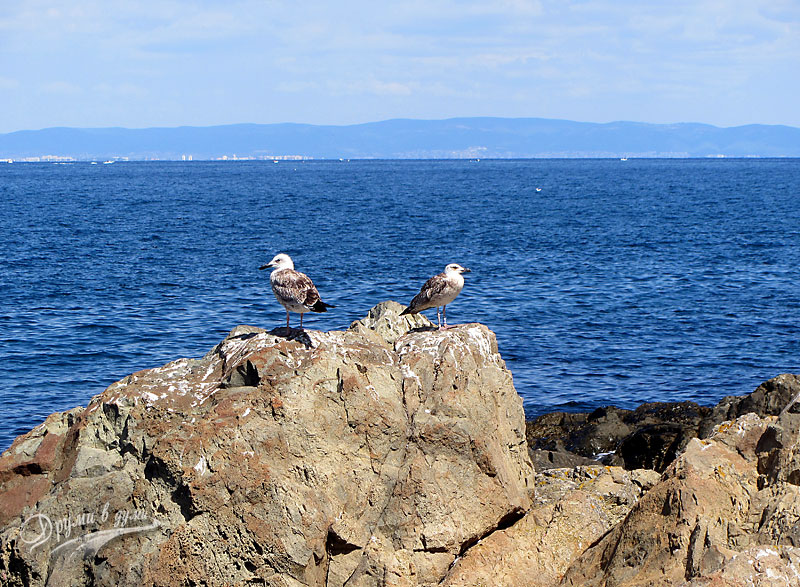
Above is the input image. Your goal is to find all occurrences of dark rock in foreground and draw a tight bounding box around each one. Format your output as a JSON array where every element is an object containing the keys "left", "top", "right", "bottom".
[{"left": 527, "top": 401, "right": 712, "bottom": 472}]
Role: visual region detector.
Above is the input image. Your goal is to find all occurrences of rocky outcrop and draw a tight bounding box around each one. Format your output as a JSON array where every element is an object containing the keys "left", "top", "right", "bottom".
[
  {"left": 0, "top": 301, "right": 533, "bottom": 586},
  {"left": 561, "top": 410, "right": 800, "bottom": 585},
  {"left": 442, "top": 386, "right": 800, "bottom": 587},
  {"left": 528, "top": 376, "right": 800, "bottom": 474},
  {"left": 441, "top": 465, "right": 660, "bottom": 586}
]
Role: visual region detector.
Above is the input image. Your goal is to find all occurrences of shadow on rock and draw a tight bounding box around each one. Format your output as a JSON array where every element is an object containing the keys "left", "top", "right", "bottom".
[
  {"left": 408, "top": 325, "right": 439, "bottom": 333},
  {"left": 268, "top": 326, "right": 315, "bottom": 348}
]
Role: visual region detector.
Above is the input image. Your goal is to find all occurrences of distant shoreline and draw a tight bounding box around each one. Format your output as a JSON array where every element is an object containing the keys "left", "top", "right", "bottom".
[
  {"left": 2, "top": 117, "right": 799, "bottom": 160},
  {"left": 4, "top": 156, "right": 800, "bottom": 163}
]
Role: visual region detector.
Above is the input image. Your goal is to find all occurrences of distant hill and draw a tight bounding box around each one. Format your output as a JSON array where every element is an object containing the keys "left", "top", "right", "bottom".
[{"left": 1, "top": 117, "right": 799, "bottom": 160}]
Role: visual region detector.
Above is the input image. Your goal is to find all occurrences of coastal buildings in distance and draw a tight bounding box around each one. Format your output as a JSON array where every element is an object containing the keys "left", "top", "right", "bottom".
[
  {"left": 2, "top": 154, "right": 310, "bottom": 162},
  {"left": 213, "top": 154, "right": 307, "bottom": 161}
]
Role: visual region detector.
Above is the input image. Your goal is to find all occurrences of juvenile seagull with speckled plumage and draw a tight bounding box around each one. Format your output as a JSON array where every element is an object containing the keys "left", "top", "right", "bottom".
[
  {"left": 400, "top": 263, "right": 471, "bottom": 329},
  {"left": 259, "top": 253, "right": 334, "bottom": 329}
]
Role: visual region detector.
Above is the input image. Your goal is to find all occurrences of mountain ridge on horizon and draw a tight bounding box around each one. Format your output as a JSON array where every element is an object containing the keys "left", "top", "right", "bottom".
[{"left": 1, "top": 116, "right": 798, "bottom": 160}]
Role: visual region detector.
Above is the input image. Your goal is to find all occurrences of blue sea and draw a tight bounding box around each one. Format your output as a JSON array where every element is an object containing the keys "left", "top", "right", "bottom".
[{"left": 1, "top": 159, "right": 799, "bottom": 451}]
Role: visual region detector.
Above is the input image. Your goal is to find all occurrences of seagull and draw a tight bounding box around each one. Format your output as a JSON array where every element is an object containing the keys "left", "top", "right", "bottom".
[
  {"left": 259, "top": 253, "right": 333, "bottom": 329},
  {"left": 400, "top": 263, "right": 471, "bottom": 329}
]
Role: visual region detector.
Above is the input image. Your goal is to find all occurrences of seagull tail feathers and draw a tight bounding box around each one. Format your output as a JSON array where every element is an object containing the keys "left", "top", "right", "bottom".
[
  {"left": 400, "top": 306, "right": 417, "bottom": 316},
  {"left": 311, "top": 300, "right": 334, "bottom": 313}
]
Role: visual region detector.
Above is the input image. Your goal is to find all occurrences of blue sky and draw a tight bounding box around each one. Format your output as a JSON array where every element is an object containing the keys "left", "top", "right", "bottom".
[{"left": 1, "top": 1, "right": 799, "bottom": 133}]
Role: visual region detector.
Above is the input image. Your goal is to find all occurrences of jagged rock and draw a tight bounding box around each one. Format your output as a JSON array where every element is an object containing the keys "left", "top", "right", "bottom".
[
  {"left": 347, "top": 300, "right": 433, "bottom": 346},
  {"left": 406, "top": 375, "right": 800, "bottom": 587},
  {"left": 701, "top": 373, "right": 800, "bottom": 436},
  {"left": 0, "top": 303, "right": 533, "bottom": 587},
  {"left": 441, "top": 465, "right": 660, "bottom": 586},
  {"left": 561, "top": 411, "right": 800, "bottom": 586},
  {"left": 528, "top": 376, "right": 800, "bottom": 475}
]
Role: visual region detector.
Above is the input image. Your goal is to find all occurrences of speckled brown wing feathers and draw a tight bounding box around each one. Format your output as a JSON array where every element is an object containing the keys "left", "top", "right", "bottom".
[
  {"left": 273, "top": 269, "right": 323, "bottom": 309},
  {"left": 403, "top": 272, "right": 449, "bottom": 313}
]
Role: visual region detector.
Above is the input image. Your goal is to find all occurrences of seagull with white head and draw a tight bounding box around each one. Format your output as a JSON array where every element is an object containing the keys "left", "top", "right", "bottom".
[
  {"left": 400, "top": 263, "right": 471, "bottom": 329},
  {"left": 259, "top": 253, "right": 334, "bottom": 329}
]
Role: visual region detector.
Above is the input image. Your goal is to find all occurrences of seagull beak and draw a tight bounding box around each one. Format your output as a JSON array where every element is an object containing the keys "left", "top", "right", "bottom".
[
  {"left": 259, "top": 263, "right": 272, "bottom": 270},
  {"left": 463, "top": 267, "right": 471, "bottom": 273}
]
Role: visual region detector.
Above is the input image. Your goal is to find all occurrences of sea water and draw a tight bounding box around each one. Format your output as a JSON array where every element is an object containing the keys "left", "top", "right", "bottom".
[{"left": 1, "top": 159, "right": 799, "bottom": 451}]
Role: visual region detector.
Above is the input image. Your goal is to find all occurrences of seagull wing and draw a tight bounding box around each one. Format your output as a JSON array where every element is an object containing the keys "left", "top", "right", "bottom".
[
  {"left": 273, "top": 269, "right": 321, "bottom": 309},
  {"left": 408, "top": 272, "right": 449, "bottom": 311}
]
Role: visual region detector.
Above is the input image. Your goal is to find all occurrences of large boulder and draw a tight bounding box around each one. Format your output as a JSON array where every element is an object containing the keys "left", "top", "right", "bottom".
[{"left": 0, "top": 301, "right": 533, "bottom": 586}]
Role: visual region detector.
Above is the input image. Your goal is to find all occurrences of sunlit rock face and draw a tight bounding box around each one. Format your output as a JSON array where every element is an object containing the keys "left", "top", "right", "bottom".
[
  {"left": 0, "top": 301, "right": 533, "bottom": 586},
  {"left": 561, "top": 410, "right": 800, "bottom": 587}
]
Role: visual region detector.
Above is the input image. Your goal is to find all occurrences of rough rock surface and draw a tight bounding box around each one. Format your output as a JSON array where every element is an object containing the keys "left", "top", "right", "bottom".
[
  {"left": 701, "top": 373, "right": 800, "bottom": 436},
  {"left": 471, "top": 375, "right": 800, "bottom": 586},
  {"left": 0, "top": 301, "right": 533, "bottom": 586},
  {"left": 441, "top": 465, "right": 660, "bottom": 586},
  {"left": 562, "top": 411, "right": 800, "bottom": 586}
]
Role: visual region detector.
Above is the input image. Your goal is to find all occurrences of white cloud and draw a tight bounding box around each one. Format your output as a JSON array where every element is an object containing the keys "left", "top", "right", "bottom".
[
  {"left": 275, "top": 80, "right": 320, "bottom": 93},
  {"left": 326, "top": 79, "right": 416, "bottom": 97},
  {"left": 369, "top": 81, "right": 414, "bottom": 96},
  {"left": 0, "top": 0, "right": 798, "bottom": 130},
  {"left": 472, "top": 51, "right": 551, "bottom": 68},
  {"left": 0, "top": 77, "right": 20, "bottom": 90},
  {"left": 41, "top": 81, "right": 82, "bottom": 95}
]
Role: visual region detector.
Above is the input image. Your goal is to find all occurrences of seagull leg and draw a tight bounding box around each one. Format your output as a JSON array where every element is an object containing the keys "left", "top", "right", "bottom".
[
  {"left": 441, "top": 306, "right": 458, "bottom": 330},
  {"left": 300, "top": 313, "right": 304, "bottom": 329},
  {"left": 436, "top": 307, "right": 442, "bottom": 329},
  {"left": 285, "top": 310, "right": 290, "bottom": 330}
]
